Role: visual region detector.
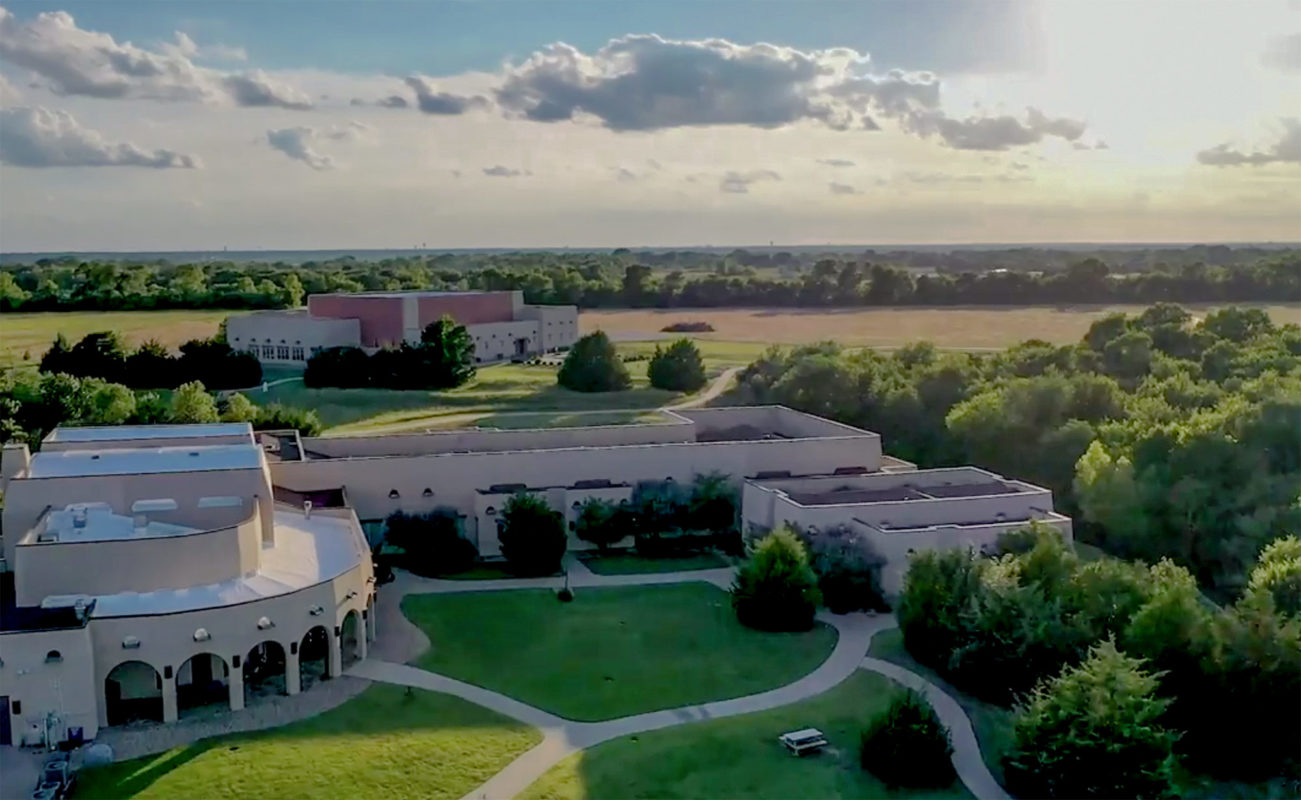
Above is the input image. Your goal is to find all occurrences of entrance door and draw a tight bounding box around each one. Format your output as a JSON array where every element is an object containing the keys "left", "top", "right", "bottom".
[
  {"left": 515, "top": 337, "right": 529, "bottom": 357},
  {"left": 0, "top": 696, "right": 11, "bottom": 746}
]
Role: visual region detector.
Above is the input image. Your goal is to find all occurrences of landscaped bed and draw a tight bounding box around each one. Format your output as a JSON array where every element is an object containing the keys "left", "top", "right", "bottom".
[
  {"left": 401, "top": 582, "right": 838, "bottom": 721},
  {"left": 518, "top": 669, "right": 973, "bottom": 800},
  {"left": 577, "top": 550, "right": 729, "bottom": 575},
  {"left": 72, "top": 684, "right": 541, "bottom": 800}
]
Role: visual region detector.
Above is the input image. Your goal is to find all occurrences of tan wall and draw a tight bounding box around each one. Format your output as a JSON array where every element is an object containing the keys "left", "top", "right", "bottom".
[
  {"left": 3, "top": 465, "right": 274, "bottom": 566},
  {"left": 0, "top": 626, "right": 99, "bottom": 742},
  {"left": 749, "top": 487, "right": 1056, "bottom": 534},
  {"left": 519, "top": 305, "right": 579, "bottom": 352},
  {"left": 15, "top": 511, "right": 262, "bottom": 606},
  {"left": 301, "top": 417, "right": 691, "bottom": 459},
  {"left": 468, "top": 484, "right": 636, "bottom": 556},
  {"left": 43, "top": 433, "right": 253, "bottom": 453},
  {"left": 275, "top": 435, "right": 874, "bottom": 536},
  {"left": 467, "top": 320, "right": 542, "bottom": 363},
  {"left": 226, "top": 311, "right": 361, "bottom": 363}
]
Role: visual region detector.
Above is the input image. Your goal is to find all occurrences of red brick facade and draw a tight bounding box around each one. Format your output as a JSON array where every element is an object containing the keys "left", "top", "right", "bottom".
[
  {"left": 307, "top": 292, "right": 516, "bottom": 348},
  {"left": 417, "top": 293, "right": 513, "bottom": 328}
]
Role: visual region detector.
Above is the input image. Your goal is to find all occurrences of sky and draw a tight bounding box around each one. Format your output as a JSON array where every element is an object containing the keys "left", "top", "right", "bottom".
[{"left": 0, "top": 0, "right": 1298, "bottom": 251}]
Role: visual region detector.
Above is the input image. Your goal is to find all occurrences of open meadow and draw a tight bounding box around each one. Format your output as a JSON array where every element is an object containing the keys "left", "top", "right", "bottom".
[
  {"left": 0, "top": 310, "right": 229, "bottom": 370},
  {"left": 580, "top": 304, "right": 1301, "bottom": 350}
]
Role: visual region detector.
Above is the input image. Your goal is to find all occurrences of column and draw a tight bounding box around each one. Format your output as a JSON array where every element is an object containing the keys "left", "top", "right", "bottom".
[
  {"left": 356, "top": 623, "right": 368, "bottom": 661},
  {"left": 285, "top": 648, "right": 301, "bottom": 696},
  {"left": 365, "top": 601, "right": 377, "bottom": 643},
  {"left": 162, "top": 676, "right": 178, "bottom": 723},
  {"left": 228, "top": 666, "right": 245, "bottom": 712},
  {"left": 328, "top": 627, "right": 343, "bottom": 679}
]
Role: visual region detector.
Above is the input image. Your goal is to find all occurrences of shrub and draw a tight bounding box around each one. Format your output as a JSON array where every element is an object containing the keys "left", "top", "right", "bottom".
[
  {"left": 1004, "top": 639, "right": 1176, "bottom": 800},
  {"left": 859, "top": 689, "right": 955, "bottom": 788},
  {"left": 557, "top": 331, "right": 631, "bottom": 392},
  {"left": 253, "top": 402, "right": 323, "bottom": 436},
  {"left": 648, "top": 338, "right": 707, "bottom": 391},
  {"left": 498, "top": 493, "right": 567, "bottom": 576},
  {"left": 574, "top": 498, "right": 627, "bottom": 552},
  {"left": 660, "top": 321, "right": 715, "bottom": 333},
  {"left": 305, "top": 346, "right": 372, "bottom": 388},
  {"left": 798, "top": 524, "right": 887, "bottom": 613},
  {"left": 685, "top": 472, "right": 738, "bottom": 534},
  {"left": 731, "top": 527, "right": 821, "bottom": 631},
  {"left": 170, "top": 381, "right": 220, "bottom": 423},
  {"left": 384, "top": 508, "right": 476, "bottom": 577},
  {"left": 177, "top": 338, "right": 262, "bottom": 389}
]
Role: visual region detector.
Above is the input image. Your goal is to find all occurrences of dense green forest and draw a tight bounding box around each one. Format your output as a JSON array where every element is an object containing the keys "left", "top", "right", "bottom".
[
  {"left": 732, "top": 304, "right": 1301, "bottom": 597},
  {"left": 3, "top": 246, "right": 1298, "bottom": 311}
]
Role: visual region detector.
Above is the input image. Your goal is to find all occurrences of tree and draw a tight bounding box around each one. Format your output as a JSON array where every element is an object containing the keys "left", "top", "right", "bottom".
[
  {"left": 384, "top": 508, "right": 476, "bottom": 577},
  {"left": 685, "top": 472, "right": 737, "bottom": 533},
  {"left": 731, "top": 527, "right": 821, "bottom": 631},
  {"left": 38, "top": 333, "right": 73, "bottom": 375},
  {"left": 1247, "top": 535, "right": 1301, "bottom": 617},
  {"left": 65, "top": 331, "right": 129, "bottom": 383},
  {"left": 799, "top": 523, "right": 887, "bottom": 613},
  {"left": 859, "top": 689, "right": 955, "bottom": 788},
  {"left": 418, "top": 315, "right": 477, "bottom": 387},
  {"left": 497, "top": 493, "right": 567, "bottom": 576},
  {"left": 125, "top": 339, "right": 179, "bottom": 388},
  {"left": 170, "top": 381, "right": 219, "bottom": 423},
  {"left": 647, "top": 338, "right": 706, "bottom": 391},
  {"left": 177, "top": 338, "right": 261, "bottom": 390},
  {"left": 557, "top": 331, "right": 630, "bottom": 392},
  {"left": 220, "top": 392, "right": 259, "bottom": 423},
  {"left": 574, "top": 498, "right": 626, "bottom": 552},
  {"left": 1004, "top": 640, "right": 1176, "bottom": 800},
  {"left": 304, "top": 346, "right": 372, "bottom": 388}
]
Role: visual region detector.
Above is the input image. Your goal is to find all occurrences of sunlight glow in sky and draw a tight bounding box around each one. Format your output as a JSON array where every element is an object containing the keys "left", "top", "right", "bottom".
[{"left": 0, "top": 0, "right": 1297, "bottom": 251}]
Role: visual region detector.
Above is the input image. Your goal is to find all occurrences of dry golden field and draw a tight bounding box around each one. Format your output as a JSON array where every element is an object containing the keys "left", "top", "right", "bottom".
[
  {"left": 0, "top": 310, "right": 230, "bottom": 369},
  {"left": 580, "top": 305, "right": 1301, "bottom": 350}
]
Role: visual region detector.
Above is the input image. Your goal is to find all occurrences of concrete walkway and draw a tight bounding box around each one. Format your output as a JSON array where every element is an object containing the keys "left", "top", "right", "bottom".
[{"left": 351, "top": 559, "right": 1009, "bottom": 800}]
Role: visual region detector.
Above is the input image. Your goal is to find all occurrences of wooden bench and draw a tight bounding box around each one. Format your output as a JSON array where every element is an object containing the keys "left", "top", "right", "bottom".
[{"left": 778, "top": 728, "right": 828, "bottom": 756}]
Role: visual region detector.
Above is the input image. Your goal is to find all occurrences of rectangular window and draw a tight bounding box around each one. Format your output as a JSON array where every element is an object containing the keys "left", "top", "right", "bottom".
[
  {"left": 291, "top": 346, "right": 305, "bottom": 361},
  {"left": 262, "top": 345, "right": 275, "bottom": 359},
  {"left": 277, "top": 346, "right": 290, "bottom": 359}
]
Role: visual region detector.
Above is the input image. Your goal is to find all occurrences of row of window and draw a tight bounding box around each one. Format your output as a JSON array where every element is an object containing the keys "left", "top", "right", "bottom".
[{"left": 247, "top": 345, "right": 318, "bottom": 361}]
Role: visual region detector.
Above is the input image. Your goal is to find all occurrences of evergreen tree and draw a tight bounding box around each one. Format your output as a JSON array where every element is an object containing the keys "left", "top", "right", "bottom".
[
  {"left": 731, "top": 527, "right": 821, "bottom": 631},
  {"left": 648, "top": 338, "right": 707, "bottom": 391},
  {"left": 419, "top": 315, "right": 477, "bottom": 388},
  {"left": 557, "top": 331, "right": 630, "bottom": 392}
]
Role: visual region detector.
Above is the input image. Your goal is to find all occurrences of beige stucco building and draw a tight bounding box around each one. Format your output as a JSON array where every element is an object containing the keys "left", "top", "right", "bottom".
[
  {"left": 225, "top": 290, "right": 579, "bottom": 365},
  {"left": 0, "top": 408, "right": 1069, "bottom": 749},
  {"left": 0, "top": 424, "right": 374, "bottom": 747}
]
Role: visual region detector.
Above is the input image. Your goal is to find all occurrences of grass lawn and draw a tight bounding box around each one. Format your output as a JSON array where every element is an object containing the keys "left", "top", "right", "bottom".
[
  {"left": 401, "top": 582, "right": 838, "bottom": 721},
  {"left": 578, "top": 550, "right": 729, "bottom": 575},
  {"left": 519, "top": 670, "right": 972, "bottom": 800},
  {"left": 867, "top": 628, "right": 1015, "bottom": 789},
  {"left": 72, "top": 684, "right": 541, "bottom": 800},
  {"left": 0, "top": 309, "right": 229, "bottom": 370}
]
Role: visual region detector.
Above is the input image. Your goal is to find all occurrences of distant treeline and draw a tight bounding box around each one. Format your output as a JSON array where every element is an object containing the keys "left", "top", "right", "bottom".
[{"left": 2, "top": 246, "right": 1299, "bottom": 312}]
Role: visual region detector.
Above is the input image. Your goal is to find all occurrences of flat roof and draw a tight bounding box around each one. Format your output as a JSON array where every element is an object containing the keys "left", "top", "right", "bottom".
[
  {"left": 787, "top": 481, "right": 1025, "bottom": 507},
  {"left": 27, "top": 444, "right": 263, "bottom": 478},
  {"left": 37, "top": 505, "right": 197, "bottom": 543},
  {"left": 312, "top": 290, "right": 503, "bottom": 299},
  {"left": 46, "top": 423, "right": 253, "bottom": 444}
]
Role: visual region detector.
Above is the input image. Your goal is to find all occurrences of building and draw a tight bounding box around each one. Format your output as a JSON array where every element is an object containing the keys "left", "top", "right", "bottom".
[
  {"left": 0, "top": 408, "right": 1070, "bottom": 747},
  {"left": 225, "top": 290, "right": 579, "bottom": 365},
  {"left": 0, "top": 424, "right": 374, "bottom": 746}
]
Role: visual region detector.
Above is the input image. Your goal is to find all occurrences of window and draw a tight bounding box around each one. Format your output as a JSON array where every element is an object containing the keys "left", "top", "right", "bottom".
[
  {"left": 262, "top": 345, "right": 275, "bottom": 359},
  {"left": 422, "top": 488, "right": 434, "bottom": 498},
  {"left": 45, "top": 650, "right": 62, "bottom": 663},
  {"left": 277, "top": 346, "right": 290, "bottom": 359},
  {"left": 388, "top": 489, "right": 400, "bottom": 499},
  {"left": 11, "top": 701, "right": 19, "bottom": 715},
  {"left": 291, "top": 346, "right": 305, "bottom": 361}
]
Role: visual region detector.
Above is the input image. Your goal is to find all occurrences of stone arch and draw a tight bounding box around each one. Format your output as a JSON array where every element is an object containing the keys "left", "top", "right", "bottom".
[
  {"left": 299, "top": 625, "right": 331, "bottom": 690},
  {"left": 341, "top": 609, "right": 363, "bottom": 670},
  {"left": 104, "top": 660, "right": 163, "bottom": 726},
  {"left": 176, "top": 652, "right": 229, "bottom": 716},
  {"left": 243, "top": 640, "right": 287, "bottom": 704}
]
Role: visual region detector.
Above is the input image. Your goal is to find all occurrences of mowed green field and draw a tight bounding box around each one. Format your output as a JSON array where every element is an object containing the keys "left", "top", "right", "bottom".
[{"left": 73, "top": 684, "right": 541, "bottom": 800}]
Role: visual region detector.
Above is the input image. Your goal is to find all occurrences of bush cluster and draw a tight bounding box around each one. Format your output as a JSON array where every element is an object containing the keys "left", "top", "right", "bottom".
[
  {"left": 383, "top": 508, "right": 476, "bottom": 577},
  {"left": 40, "top": 331, "right": 261, "bottom": 390},
  {"left": 660, "top": 321, "right": 715, "bottom": 333},
  {"left": 573, "top": 474, "right": 740, "bottom": 557},
  {"left": 859, "top": 689, "right": 955, "bottom": 788},
  {"left": 796, "top": 524, "right": 888, "bottom": 613},
  {"left": 304, "top": 317, "right": 475, "bottom": 390},
  {"left": 497, "top": 493, "right": 567, "bottom": 576}
]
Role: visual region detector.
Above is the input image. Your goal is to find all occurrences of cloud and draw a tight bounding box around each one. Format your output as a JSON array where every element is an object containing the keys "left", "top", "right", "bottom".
[
  {"left": 0, "top": 105, "right": 199, "bottom": 167},
  {"left": 1196, "top": 118, "right": 1301, "bottom": 166},
  {"left": 490, "top": 34, "right": 1085, "bottom": 151},
  {"left": 818, "top": 158, "right": 856, "bottom": 167},
  {"left": 483, "top": 165, "right": 530, "bottom": 177},
  {"left": 828, "top": 182, "right": 859, "bottom": 195},
  {"left": 0, "top": 71, "right": 19, "bottom": 104},
  {"left": 614, "top": 167, "right": 638, "bottom": 182},
  {"left": 903, "top": 107, "right": 1085, "bottom": 150},
  {"left": 896, "top": 170, "right": 1032, "bottom": 185},
  {"left": 265, "top": 122, "right": 367, "bottom": 169},
  {"left": 404, "top": 75, "right": 488, "bottom": 114},
  {"left": 0, "top": 6, "right": 310, "bottom": 108},
  {"left": 1263, "top": 32, "right": 1301, "bottom": 71},
  {"left": 718, "top": 169, "right": 780, "bottom": 193},
  {"left": 161, "top": 31, "right": 247, "bottom": 63}
]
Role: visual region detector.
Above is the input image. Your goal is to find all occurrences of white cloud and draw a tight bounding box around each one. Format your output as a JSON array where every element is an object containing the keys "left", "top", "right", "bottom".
[
  {"left": 161, "top": 32, "right": 247, "bottom": 64},
  {"left": 818, "top": 158, "right": 856, "bottom": 167},
  {"left": 0, "top": 70, "right": 19, "bottom": 104},
  {"left": 1263, "top": 32, "right": 1301, "bottom": 71},
  {"left": 1197, "top": 118, "right": 1301, "bottom": 166},
  {"left": 483, "top": 165, "right": 530, "bottom": 177},
  {"left": 265, "top": 122, "right": 368, "bottom": 169},
  {"left": 0, "top": 6, "right": 309, "bottom": 108},
  {"left": 403, "top": 75, "right": 488, "bottom": 114},
  {"left": 0, "top": 105, "right": 199, "bottom": 167},
  {"left": 828, "top": 182, "right": 859, "bottom": 195},
  {"left": 719, "top": 169, "right": 780, "bottom": 193}
]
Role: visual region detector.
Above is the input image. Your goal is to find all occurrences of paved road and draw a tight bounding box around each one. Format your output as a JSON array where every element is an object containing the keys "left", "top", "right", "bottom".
[{"left": 350, "top": 558, "right": 1009, "bottom": 800}]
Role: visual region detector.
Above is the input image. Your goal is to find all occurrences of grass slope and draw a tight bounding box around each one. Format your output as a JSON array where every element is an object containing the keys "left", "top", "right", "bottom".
[
  {"left": 73, "top": 684, "right": 540, "bottom": 800},
  {"left": 401, "top": 583, "right": 838, "bottom": 721},
  {"left": 519, "top": 669, "right": 972, "bottom": 800}
]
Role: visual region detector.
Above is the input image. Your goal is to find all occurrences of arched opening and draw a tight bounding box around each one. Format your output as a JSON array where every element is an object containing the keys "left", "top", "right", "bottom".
[
  {"left": 243, "top": 641, "right": 286, "bottom": 704},
  {"left": 299, "top": 626, "right": 331, "bottom": 690},
  {"left": 176, "top": 653, "right": 229, "bottom": 716},
  {"left": 341, "top": 610, "right": 362, "bottom": 670},
  {"left": 105, "top": 661, "right": 163, "bottom": 726}
]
